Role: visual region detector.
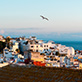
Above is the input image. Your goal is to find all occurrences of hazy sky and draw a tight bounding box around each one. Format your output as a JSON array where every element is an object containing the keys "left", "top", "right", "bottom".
[{"left": 0, "top": 0, "right": 82, "bottom": 41}]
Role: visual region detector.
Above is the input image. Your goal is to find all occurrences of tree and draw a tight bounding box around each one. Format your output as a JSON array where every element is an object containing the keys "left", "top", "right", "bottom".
[{"left": 0, "top": 41, "right": 6, "bottom": 53}]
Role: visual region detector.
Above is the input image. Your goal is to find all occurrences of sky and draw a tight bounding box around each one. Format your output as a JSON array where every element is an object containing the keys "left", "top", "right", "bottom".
[{"left": 0, "top": 0, "right": 82, "bottom": 41}]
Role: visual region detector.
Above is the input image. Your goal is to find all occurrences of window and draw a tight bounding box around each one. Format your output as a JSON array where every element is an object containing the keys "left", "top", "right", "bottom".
[
  {"left": 36, "top": 46, "right": 38, "bottom": 48},
  {"left": 36, "top": 50, "right": 38, "bottom": 52},
  {"left": 51, "top": 59, "right": 53, "bottom": 61},
  {"left": 36, "top": 41, "right": 38, "bottom": 43},
  {"left": 53, "top": 53, "right": 55, "bottom": 55},
  {"left": 47, "top": 45, "right": 48, "bottom": 47},
  {"left": 31, "top": 46, "right": 34, "bottom": 48},
  {"left": 57, "top": 60, "right": 60, "bottom": 62},
  {"left": 44, "top": 45, "right": 46, "bottom": 47},
  {"left": 5, "top": 52, "right": 8, "bottom": 54},
  {"left": 45, "top": 51, "right": 47, "bottom": 53}
]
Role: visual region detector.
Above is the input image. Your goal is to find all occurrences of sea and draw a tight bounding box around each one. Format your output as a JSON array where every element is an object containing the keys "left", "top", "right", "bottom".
[{"left": 54, "top": 41, "right": 82, "bottom": 50}]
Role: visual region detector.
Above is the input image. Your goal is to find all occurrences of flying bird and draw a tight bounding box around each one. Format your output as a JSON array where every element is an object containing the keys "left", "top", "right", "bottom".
[{"left": 40, "top": 15, "right": 49, "bottom": 21}]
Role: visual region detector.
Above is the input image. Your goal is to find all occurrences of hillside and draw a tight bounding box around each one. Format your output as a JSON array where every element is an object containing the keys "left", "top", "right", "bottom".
[{"left": 0, "top": 65, "right": 82, "bottom": 82}]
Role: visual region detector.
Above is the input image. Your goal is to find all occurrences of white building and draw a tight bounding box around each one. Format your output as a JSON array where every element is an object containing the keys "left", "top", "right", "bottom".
[
  {"left": 57, "top": 44, "right": 75, "bottom": 56},
  {"left": 12, "top": 42, "right": 19, "bottom": 52},
  {"left": 3, "top": 47, "right": 13, "bottom": 61},
  {"left": 20, "top": 37, "right": 56, "bottom": 54},
  {"left": 10, "top": 40, "right": 19, "bottom": 52}
]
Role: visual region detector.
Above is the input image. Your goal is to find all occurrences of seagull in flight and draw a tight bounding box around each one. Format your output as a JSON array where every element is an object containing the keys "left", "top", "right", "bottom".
[{"left": 40, "top": 15, "right": 49, "bottom": 21}]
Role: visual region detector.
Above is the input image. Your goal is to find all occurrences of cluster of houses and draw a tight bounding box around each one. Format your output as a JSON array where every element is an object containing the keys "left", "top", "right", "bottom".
[{"left": 0, "top": 35, "right": 82, "bottom": 69}]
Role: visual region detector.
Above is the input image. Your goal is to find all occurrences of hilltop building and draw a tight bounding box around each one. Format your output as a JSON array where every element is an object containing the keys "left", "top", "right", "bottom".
[
  {"left": 0, "top": 35, "right": 5, "bottom": 42},
  {"left": 20, "top": 36, "right": 57, "bottom": 54}
]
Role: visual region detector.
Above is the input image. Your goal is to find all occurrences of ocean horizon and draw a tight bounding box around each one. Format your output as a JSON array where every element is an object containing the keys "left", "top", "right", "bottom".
[
  {"left": 54, "top": 41, "right": 82, "bottom": 50},
  {"left": 40, "top": 38, "right": 82, "bottom": 50}
]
